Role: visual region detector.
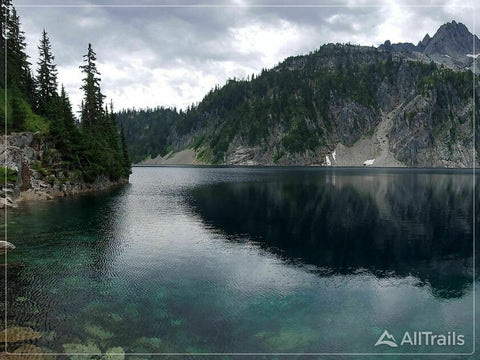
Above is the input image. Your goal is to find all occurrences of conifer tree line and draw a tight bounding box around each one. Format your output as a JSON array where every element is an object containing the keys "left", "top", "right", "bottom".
[{"left": 0, "top": 0, "right": 130, "bottom": 181}]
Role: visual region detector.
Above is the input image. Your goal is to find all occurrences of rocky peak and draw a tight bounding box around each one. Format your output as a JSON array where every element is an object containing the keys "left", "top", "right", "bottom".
[
  {"left": 417, "top": 33, "right": 431, "bottom": 49},
  {"left": 378, "top": 21, "right": 480, "bottom": 72},
  {"left": 423, "top": 20, "right": 479, "bottom": 57}
]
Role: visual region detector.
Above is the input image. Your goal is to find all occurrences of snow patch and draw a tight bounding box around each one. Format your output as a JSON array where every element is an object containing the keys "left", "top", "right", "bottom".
[
  {"left": 363, "top": 159, "right": 375, "bottom": 166},
  {"left": 325, "top": 155, "right": 331, "bottom": 166},
  {"left": 332, "top": 150, "right": 336, "bottom": 162},
  {"left": 466, "top": 53, "right": 480, "bottom": 59},
  {"left": 444, "top": 54, "right": 451, "bottom": 58}
]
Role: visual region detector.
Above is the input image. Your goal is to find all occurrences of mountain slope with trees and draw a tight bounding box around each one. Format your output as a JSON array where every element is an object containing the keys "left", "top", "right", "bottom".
[
  {"left": 0, "top": 0, "right": 130, "bottom": 203},
  {"left": 118, "top": 21, "right": 479, "bottom": 167}
]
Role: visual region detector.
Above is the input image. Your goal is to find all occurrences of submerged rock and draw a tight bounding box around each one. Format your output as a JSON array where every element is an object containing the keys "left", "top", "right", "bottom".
[
  {"left": 0, "top": 241, "right": 15, "bottom": 255},
  {"left": 62, "top": 341, "right": 101, "bottom": 358},
  {"left": 105, "top": 313, "right": 123, "bottom": 323},
  {"left": 131, "top": 337, "right": 163, "bottom": 351},
  {"left": 103, "top": 347, "right": 125, "bottom": 360},
  {"left": 13, "top": 344, "right": 45, "bottom": 360},
  {"left": 83, "top": 324, "right": 114, "bottom": 340},
  {"left": 0, "top": 198, "right": 18, "bottom": 209},
  {"left": 41, "top": 331, "right": 56, "bottom": 342},
  {"left": 0, "top": 327, "right": 41, "bottom": 343}
]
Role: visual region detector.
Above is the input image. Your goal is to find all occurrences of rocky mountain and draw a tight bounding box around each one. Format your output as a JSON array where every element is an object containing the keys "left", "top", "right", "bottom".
[
  {"left": 118, "top": 21, "right": 480, "bottom": 167},
  {"left": 379, "top": 20, "right": 480, "bottom": 73}
]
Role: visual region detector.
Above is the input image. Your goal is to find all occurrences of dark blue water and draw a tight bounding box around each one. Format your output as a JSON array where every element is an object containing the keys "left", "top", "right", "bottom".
[{"left": 2, "top": 167, "right": 478, "bottom": 358}]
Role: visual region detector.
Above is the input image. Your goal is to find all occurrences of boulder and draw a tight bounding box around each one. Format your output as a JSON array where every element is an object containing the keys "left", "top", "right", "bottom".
[
  {"left": 7, "top": 133, "right": 33, "bottom": 148},
  {"left": 0, "top": 241, "right": 15, "bottom": 255},
  {"left": 0, "top": 327, "right": 41, "bottom": 343},
  {"left": 103, "top": 347, "right": 125, "bottom": 360},
  {"left": 13, "top": 344, "right": 45, "bottom": 360},
  {"left": 0, "top": 198, "right": 18, "bottom": 208},
  {"left": 62, "top": 341, "right": 101, "bottom": 357}
]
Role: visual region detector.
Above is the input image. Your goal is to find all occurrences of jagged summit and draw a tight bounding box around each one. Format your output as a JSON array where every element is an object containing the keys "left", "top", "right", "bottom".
[
  {"left": 417, "top": 34, "right": 430, "bottom": 49},
  {"left": 379, "top": 20, "right": 480, "bottom": 72},
  {"left": 424, "top": 20, "right": 479, "bottom": 56}
]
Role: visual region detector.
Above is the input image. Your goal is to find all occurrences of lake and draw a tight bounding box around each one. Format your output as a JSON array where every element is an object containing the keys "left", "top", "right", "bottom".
[{"left": 2, "top": 166, "right": 478, "bottom": 358}]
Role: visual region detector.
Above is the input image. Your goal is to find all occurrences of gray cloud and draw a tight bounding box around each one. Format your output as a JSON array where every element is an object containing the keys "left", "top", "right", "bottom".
[{"left": 14, "top": 0, "right": 478, "bottom": 111}]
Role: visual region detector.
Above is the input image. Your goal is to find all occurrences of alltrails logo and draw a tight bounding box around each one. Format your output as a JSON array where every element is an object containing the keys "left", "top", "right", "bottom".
[
  {"left": 375, "top": 330, "right": 398, "bottom": 347},
  {"left": 374, "top": 330, "right": 465, "bottom": 348}
]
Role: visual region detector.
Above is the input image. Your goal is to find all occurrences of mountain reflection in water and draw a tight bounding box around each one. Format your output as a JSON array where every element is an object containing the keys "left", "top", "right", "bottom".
[{"left": 189, "top": 169, "right": 474, "bottom": 299}]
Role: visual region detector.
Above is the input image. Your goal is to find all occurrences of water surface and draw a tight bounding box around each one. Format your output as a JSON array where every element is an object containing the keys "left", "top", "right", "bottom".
[{"left": 2, "top": 167, "right": 477, "bottom": 357}]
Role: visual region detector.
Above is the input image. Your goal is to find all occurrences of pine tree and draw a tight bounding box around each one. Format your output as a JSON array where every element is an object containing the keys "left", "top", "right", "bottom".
[
  {"left": 59, "top": 84, "right": 75, "bottom": 130},
  {"left": 120, "top": 124, "right": 131, "bottom": 176},
  {"left": 77, "top": 44, "right": 130, "bottom": 180},
  {"left": 79, "top": 43, "right": 104, "bottom": 128},
  {"left": 23, "top": 68, "right": 37, "bottom": 107},
  {"left": 36, "top": 29, "right": 58, "bottom": 115},
  {"left": 49, "top": 84, "right": 81, "bottom": 166},
  {"left": 105, "top": 100, "right": 124, "bottom": 179},
  {"left": 0, "top": 0, "right": 13, "bottom": 88},
  {"left": 0, "top": 1, "right": 32, "bottom": 130},
  {"left": 11, "top": 88, "right": 25, "bottom": 131},
  {"left": 7, "top": 7, "right": 30, "bottom": 95}
]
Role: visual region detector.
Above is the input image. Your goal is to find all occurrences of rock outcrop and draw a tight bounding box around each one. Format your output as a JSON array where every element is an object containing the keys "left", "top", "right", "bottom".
[{"left": 0, "top": 132, "right": 128, "bottom": 207}]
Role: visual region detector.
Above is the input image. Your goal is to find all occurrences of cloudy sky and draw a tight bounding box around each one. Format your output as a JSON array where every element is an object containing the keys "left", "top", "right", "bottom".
[{"left": 14, "top": 0, "right": 478, "bottom": 112}]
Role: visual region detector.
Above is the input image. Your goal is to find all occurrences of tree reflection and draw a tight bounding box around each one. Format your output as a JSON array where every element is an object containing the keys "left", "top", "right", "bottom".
[{"left": 189, "top": 170, "right": 475, "bottom": 299}]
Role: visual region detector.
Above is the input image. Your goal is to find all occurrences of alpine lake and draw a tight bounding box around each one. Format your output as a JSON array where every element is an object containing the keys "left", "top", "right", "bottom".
[{"left": 2, "top": 166, "right": 478, "bottom": 359}]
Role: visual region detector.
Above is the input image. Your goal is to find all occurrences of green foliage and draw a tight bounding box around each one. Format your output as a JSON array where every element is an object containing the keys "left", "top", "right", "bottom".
[
  {"left": 36, "top": 29, "right": 58, "bottom": 116},
  {"left": 196, "top": 146, "right": 214, "bottom": 163},
  {"left": 116, "top": 107, "right": 180, "bottom": 163},
  {"left": 0, "top": 88, "right": 49, "bottom": 134},
  {"left": 417, "top": 69, "right": 477, "bottom": 142},
  {"left": 190, "top": 134, "right": 207, "bottom": 150},
  {"left": 417, "top": 68, "right": 472, "bottom": 98},
  {"left": 282, "top": 117, "right": 320, "bottom": 153},
  {"left": 272, "top": 147, "right": 284, "bottom": 163},
  {"left": 31, "top": 161, "right": 49, "bottom": 177},
  {"left": 0, "top": 167, "right": 17, "bottom": 184}
]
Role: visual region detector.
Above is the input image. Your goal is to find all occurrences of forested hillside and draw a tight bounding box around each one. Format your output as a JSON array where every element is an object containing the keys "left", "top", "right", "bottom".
[
  {"left": 0, "top": 0, "right": 130, "bottom": 198},
  {"left": 118, "top": 22, "right": 479, "bottom": 167}
]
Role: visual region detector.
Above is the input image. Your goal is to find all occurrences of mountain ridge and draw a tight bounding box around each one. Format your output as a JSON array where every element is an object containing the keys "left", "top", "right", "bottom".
[{"left": 118, "top": 21, "right": 480, "bottom": 167}]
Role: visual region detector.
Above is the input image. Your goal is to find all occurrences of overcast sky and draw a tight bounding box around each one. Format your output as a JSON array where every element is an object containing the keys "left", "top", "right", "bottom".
[{"left": 14, "top": 0, "right": 478, "bottom": 112}]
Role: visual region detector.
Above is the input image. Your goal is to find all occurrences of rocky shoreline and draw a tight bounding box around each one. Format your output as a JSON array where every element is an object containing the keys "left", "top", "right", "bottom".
[{"left": 1, "top": 132, "right": 129, "bottom": 208}]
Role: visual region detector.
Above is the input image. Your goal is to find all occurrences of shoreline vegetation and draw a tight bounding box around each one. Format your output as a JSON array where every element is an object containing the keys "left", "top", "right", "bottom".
[
  {"left": 0, "top": 0, "right": 131, "bottom": 209},
  {"left": 132, "top": 163, "right": 479, "bottom": 171}
]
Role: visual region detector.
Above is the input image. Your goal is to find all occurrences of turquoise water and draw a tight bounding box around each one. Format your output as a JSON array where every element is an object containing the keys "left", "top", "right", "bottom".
[{"left": 2, "top": 167, "right": 478, "bottom": 358}]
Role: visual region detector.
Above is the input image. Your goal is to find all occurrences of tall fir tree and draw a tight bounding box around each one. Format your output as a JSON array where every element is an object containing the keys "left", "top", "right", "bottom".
[
  {"left": 120, "top": 124, "right": 131, "bottom": 176},
  {"left": 0, "top": 0, "right": 32, "bottom": 130},
  {"left": 7, "top": 7, "right": 30, "bottom": 95},
  {"left": 78, "top": 43, "right": 130, "bottom": 180},
  {"left": 0, "top": 0, "right": 13, "bottom": 88},
  {"left": 49, "top": 84, "right": 81, "bottom": 168},
  {"left": 79, "top": 43, "right": 103, "bottom": 128},
  {"left": 36, "top": 29, "right": 58, "bottom": 116}
]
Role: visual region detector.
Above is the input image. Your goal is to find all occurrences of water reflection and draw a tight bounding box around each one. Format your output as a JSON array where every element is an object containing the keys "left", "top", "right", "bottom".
[
  {"left": 189, "top": 170, "right": 475, "bottom": 299},
  {"left": 0, "top": 167, "right": 476, "bottom": 355}
]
